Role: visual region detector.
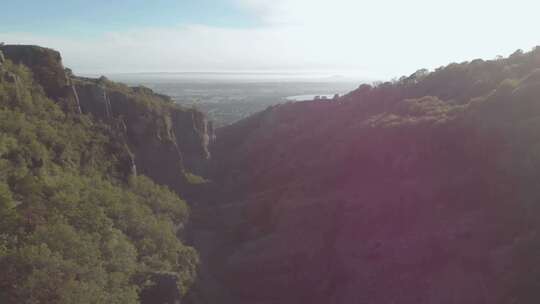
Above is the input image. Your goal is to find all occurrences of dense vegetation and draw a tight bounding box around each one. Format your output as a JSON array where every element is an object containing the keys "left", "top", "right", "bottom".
[
  {"left": 192, "top": 47, "right": 540, "bottom": 304},
  {"left": 5, "top": 42, "right": 540, "bottom": 304},
  {"left": 0, "top": 58, "right": 197, "bottom": 303}
]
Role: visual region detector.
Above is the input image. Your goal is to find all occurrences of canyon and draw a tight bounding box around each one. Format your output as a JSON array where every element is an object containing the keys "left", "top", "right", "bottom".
[{"left": 3, "top": 45, "right": 540, "bottom": 304}]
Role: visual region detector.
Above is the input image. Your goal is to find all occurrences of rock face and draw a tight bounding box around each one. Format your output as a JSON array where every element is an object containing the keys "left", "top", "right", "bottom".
[
  {"left": 0, "top": 45, "right": 67, "bottom": 99},
  {"left": 73, "top": 77, "right": 212, "bottom": 192},
  {"left": 0, "top": 45, "right": 81, "bottom": 113},
  {"left": 1, "top": 45, "right": 213, "bottom": 194},
  {"left": 187, "top": 47, "right": 540, "bottom": 304},
  {"left": 0, "top": 51, "right": 14, "bottom": 83},
  {"left": 172, "top": 109, "right": 213, "bottom": 175}
]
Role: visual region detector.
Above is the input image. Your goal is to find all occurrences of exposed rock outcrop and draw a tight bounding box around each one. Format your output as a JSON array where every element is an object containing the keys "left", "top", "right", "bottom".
[
  {"left": 1, "top": 44, "right": 213, "bottom": 195},
  {"left": 0, "top": 45, "right": 81, "bottom": 113},
  {"left": 0, "top": 45, "right": 68, "bottom": 99},
  {"left": 171, "top": 109, "right": 212, "bottom": 175},
  {"left": 73, "top": 76, "right": 212, "bottom": 193}
]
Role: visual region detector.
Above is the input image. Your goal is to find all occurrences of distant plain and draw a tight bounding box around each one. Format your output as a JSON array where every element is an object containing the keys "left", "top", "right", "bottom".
[{"left": 105, "top": 72, "right": 364, "bottom": 127}]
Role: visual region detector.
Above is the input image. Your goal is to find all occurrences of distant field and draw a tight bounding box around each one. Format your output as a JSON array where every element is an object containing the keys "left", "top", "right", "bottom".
[{"left": 106, "top": 72, "right": 364, "bottom": 127}]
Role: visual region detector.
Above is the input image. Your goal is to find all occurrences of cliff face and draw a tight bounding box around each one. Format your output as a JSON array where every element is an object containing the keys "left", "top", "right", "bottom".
[
  {"left": 188, "top": 48, "right": 540, "bottom": 304},
  {"left": 73, "top": 77, "right": 211, "bottom": 193},
  {"left": 0, "top": 45, "right": 82, "bottom": 113},
  {"left": 171, "top": 109, "right": 213, "bottom": 176},
  {"left": 1, "top": 45, "right": 213, "bottom": 194}
]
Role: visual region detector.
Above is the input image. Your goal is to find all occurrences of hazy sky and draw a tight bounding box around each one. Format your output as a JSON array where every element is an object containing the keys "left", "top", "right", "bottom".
[{"left": 1, "top": 0, "right": 538, "bottom": 79}]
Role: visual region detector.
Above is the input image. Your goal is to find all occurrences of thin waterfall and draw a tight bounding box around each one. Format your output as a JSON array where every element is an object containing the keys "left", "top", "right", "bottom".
[
  {"left": 131, "top": 158, "right": 137, "bottom": 176},
  {"left": 102, "top": 89, "right": 112, "bottom": 118},
  {"left": 71, "top": 84, "right": 82, "bottom": 114}
]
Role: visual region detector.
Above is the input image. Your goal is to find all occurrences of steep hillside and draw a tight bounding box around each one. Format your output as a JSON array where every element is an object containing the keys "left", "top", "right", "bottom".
[
  {"left": 0, "top": 46, "right": 208, "bottom": 303},
  {"left": 190, "top": 47, "right": 540, "bottom": 304},
  {"left": 73, "top": 76, "right": 213, "bottom": 193},
  {"left": 1, "top": 45, "right": 214, "bottom": 194},
  {"left": 5, "top": 43, "right": 540, "bottom": 304},
  {"left": 0, "top": 45, "right": 82, "bottom": 114}
]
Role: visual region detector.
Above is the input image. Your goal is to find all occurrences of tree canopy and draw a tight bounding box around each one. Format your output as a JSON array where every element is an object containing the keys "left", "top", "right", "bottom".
[{"left": 0, "top": 59, "right": 198, "bottom": 303}]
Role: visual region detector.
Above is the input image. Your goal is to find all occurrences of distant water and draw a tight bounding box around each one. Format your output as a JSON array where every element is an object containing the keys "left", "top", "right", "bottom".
[
  {"left": 286, "top": 94, "right": 336, "bottom": 101},
  {"left": 91, "top": 71, "right": 368, "bottom": 84}
]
